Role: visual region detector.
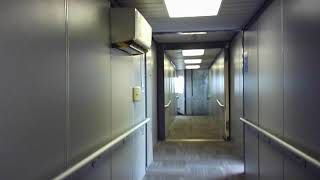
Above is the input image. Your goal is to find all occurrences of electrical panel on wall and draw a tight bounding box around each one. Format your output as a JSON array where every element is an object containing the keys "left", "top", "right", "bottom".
[{"left": 111, "top": 8, "right": 152, "bottom": 55}]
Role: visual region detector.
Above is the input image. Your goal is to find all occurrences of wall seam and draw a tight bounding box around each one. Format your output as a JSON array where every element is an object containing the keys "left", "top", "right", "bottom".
[
  {"left": 257, "top": 20, "right": 260, "bottom": 180},
  {"left": 64, "top": 0, "right": 70, "bottom": 169},
  {"left": 281, "top": 0, "right": 285, "bottom": 179}
]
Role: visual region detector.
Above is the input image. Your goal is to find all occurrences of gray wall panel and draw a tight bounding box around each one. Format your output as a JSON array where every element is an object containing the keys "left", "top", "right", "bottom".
[
  {"left": 111, "top": 49, "right": 147, "bottom": 180},
  {"left": 238, "top": 0, "right": 320, "bottom": 179},
  {"left": 176, "top": 70, "right": 185, "bottom": 115},
  {"left": 132, "top": 127, "right": 146, "bottom": 180},
  {"left": 258, "top": 0, "right": 283, "bottom": 135},
  {"left": 208, "top": 52, "right": 225, "bottom": 139},
  {"left": 164, "top": 54, "right": 176, "bottom": 137},
  {"left": 243, "top": 22, "right": 259, "bottom": 180},
  {"left": 0, "top": 1, "right": 66, "bottom": 179},
  {"left": 244, "top": 127, "right": 259, "bottom": 180},
  {"left": 257, "top": 1, "right": 284, "bottom": 179},
  {"left": 230, "top": 34, "right": 244, "bottom": 156},
  {"left": 259, "top": 136, "right": 283, "bottom": 180},
  {"left": 146, "top": 43, "right": 157, "bottom": 163},
  {"left": 71, "top": 154, "right": 112, "bottom": 180},
  {"left": 244, "top": 23, "right": 258, "bottom": 125},
  {"left": 69, "top": 0, "right": 112, "bottom": 165},
  {"left": 185, "top": 70, "right": 192, "bottom": 115},
  {"left": 191, "top": 70, "right": 209, "bottom": 115},
  {"left": 112, "top": 139, "right": 133, "bottom": 180},
  {"left": 0, "top": 0, "right": 151, "bottom": 179},
  {"left": 283, "top": 0, "right": 320, "bottom": 179}
]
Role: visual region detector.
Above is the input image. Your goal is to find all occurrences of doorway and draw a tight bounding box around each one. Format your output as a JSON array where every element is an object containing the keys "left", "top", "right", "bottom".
[{"left": 162, "top": 48, "right": 228, "bottom": 141}]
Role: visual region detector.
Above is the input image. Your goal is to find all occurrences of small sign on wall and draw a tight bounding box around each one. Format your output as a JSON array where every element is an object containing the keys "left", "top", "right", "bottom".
[
  {"left": 243, "top": 51, "right": 249, "bottom": 73},
  {"left": 133, "top": 86, "right": 141, "bottom": 102}
]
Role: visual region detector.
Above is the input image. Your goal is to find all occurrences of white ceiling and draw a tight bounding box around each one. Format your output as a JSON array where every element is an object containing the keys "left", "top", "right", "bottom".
[
  {"left": 116, "top": 0, "right": 265, "bottom": 42},
  {"left": 166, "top": 49, "right": 222, "bottom": 70}
]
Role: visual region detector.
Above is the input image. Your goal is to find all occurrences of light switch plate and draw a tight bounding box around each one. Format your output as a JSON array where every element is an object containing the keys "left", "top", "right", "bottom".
[{"left": 133, "top": 86, "right": 141, "bottom": 102}]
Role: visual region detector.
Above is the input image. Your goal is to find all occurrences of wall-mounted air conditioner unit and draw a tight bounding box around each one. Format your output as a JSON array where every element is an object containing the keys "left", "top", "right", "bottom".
[{"left": 111, "top": 8, "right": 152, "bottom": 55}]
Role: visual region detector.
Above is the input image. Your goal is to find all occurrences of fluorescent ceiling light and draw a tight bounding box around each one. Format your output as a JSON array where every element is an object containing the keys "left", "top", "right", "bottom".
[
  {"left": 164, "top": 0, "right": 222, "bottom": 18},
  {"left": 182, "top": 49, "right": 205, "bottom": 56},
  {"left": 178, "top": 32, "right": 207, "bottom": 35},
  {"left": 186, "top": 65, "right": 201, "bottom": 69},
  {"left": 184, "top": 59, "right": 202, "bottom": 64}
]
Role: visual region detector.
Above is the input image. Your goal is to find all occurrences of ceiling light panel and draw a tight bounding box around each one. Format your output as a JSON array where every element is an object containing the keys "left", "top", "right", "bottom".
[
  {"left": 182, "top": 49, "right": 205, "bottom": 56},
  {"left": 186, "top": 65, "right": 201, "bottom": 69},
  {"left": 164, "top": 0, "right": 223, "bottom": 18},
  {"left": 184, "top": 59, "right": 202, "bottom": 64},
  {"left": 178, "top": 32, "right": 207, "bottom": 35}
]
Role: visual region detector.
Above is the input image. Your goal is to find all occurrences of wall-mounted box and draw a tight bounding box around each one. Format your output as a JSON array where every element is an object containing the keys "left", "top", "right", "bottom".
[{"left": 111, "top": 8, "right": 152, "bottom": 55}]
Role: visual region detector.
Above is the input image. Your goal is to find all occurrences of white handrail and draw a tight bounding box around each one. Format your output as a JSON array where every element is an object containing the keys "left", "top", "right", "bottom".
[
  {"left": 216, "top": 99, "right": 225, "bottom": 108},
  {"left": 240, "top": 117, "right": 320, "bottom": 169},
  {"left": 164, "top": 100, "right": 172, "bottom": 108},
  {"left": 52, "top": 118, "right": 151, "bottom": 180}
]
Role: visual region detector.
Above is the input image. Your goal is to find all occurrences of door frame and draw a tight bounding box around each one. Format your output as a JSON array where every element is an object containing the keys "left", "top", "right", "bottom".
[{"left": 156, "top": 41, "right": 229, "bottom": 141}]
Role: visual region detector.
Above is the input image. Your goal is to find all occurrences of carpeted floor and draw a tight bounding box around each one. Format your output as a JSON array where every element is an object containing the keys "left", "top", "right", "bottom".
[
  {"left": 167, "top": 116, "right": 224, "bottom": 140},
  {"left": 143, "top": 141, "right": 244, "bottom": 180}
]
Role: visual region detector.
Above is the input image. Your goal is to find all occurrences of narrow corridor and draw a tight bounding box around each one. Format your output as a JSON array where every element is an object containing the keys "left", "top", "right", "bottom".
[{"left": 1, "top": 0, "right": 320, "bottom": 179}]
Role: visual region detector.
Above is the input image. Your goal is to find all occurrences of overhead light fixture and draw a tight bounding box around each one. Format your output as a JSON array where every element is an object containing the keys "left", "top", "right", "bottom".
[
  {"left": 164, "top": 0, "right": 223, "bottom": 18},
  {"left": 184, "top": 59, "right": 202, "bottom": 64},
  {"left": 186, "top": 65, "right": 201, "bottom": 69},
  {"left": 178, "top": 32, "right": 207, "bottom": 35},
  {"left": 182, "top": 49, "right": 205, "bottom": 56}
]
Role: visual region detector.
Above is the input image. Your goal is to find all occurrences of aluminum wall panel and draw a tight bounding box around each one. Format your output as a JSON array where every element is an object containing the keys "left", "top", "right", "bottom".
[
  {"left": 244, "top": 127, "right": 259, "bottom": 180},
  {"left": 243, "top": 22, "right": 259, "bottom": 180},
  {"left": 258, "top": 0, "right": 283, "bottom": 135},
  {"left": 283, "top": 0, "right": 320, "bottom": 179},
  {"left": 110, "top": 49, "right": 146, "bottom": 180},
  {"left": 132, "top": 54, "right": 147, "bottom": 180},
  {"left": 176, "top": 70, "right": 185, "bottom": 115},
  {"left": 239, "top": 0, "right": 320, "bottom": 179},
  {"left": 67, "top": 1, "right": 113, "bottom": 179},
  {"left": 244, "top": 23, "right": 258, "bottom": 125},
  {"left": 164, "top": 54, "right": 176, "bottom": 136},
  {"left": 208, "top": 52, "right": 226, "bottom": 139},
  {"left": 71, "top": 154, "right": 112, "bottom": 180},
  {"left": 112, "top": 139, "right": 133, "bottom": 180},
  {"left": 0, "top": 1, "right": 66, "bottom": 179},
  {"left": 68, "top": 0, "right": 112, "bottom": 168},
  {"left": 230, "top": 34, "right": 244, "bottom": 156},
  {"left": 257, "top": 1, "right": 284, "bottom": 179},
  {"left": 191, "top": 70, "right": 209, "bottom": 115},
  {"left": 146, "top": 43, "right": 157, "bottom": 163},
  {"left": 0, "top": 0, "right": 150, "bottom": 179},
  {"left": 185, "top": 70, "right": 193, "bottom": 115}
]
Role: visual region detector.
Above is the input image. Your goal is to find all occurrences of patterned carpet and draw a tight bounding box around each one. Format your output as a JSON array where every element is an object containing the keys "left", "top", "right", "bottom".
[
  {"left": 167, "top": 116, "right": 224, "bottom": 140},
  {"left": 143, "top": 141, "right": 244, "bottom": 180}
]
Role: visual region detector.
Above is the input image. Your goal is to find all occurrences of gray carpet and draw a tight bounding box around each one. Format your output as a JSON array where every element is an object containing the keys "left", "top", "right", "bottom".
[
  {"left": 144, "top": 141, "right": 244, "bottom": 180},
  {"left": 167, "top": 116, "right": 223, "bottom": 140}
]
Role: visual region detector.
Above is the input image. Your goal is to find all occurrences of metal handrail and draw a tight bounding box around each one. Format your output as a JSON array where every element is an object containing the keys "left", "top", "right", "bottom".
[
  {"left": 52, "top": 118, "right": 151, "bottom": 180},
  {"left": 164, "top": 100, "right": 172, "bottom": 108},
  {"left": 240, "top": 117, "right": 320, "bottom": 169},
  {"left": 216, "top": 99, "right": 225, "bottom": 108}
]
